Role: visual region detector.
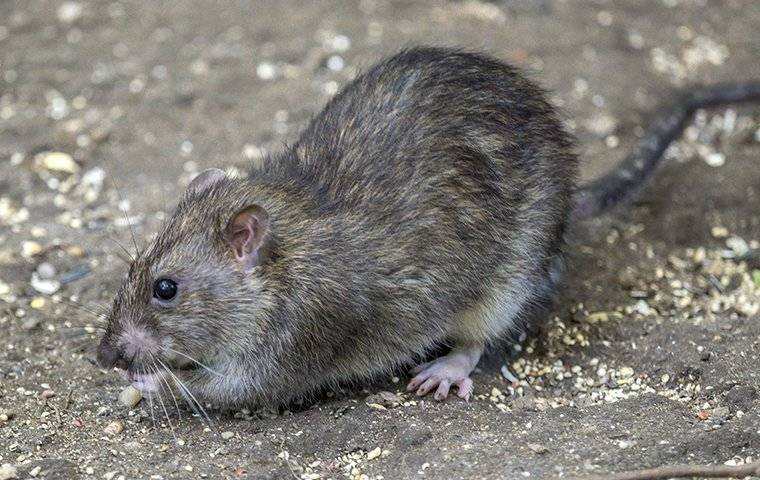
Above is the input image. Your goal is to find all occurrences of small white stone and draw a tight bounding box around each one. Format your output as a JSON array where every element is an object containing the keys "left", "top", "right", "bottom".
[
  {"left": 36, "top": 151, "right": 79, "bottom": 173},
  {"left": 628, "top": 32, "right": 644, "bottom": 49},
  {"left": 704, "top": 152, "right": 725, "bottom": 167},
  {"left": 118, "top": 386, "right": 143, "bottom": 408},
  {"left": 326, "top": 55, "right": 344, "bottom": 72},
  {"left": 30, "top": 274, "right": 60, "bottom": 295},
  {"left": 0, "top": 464, "right": 18, "bottom": 480},
  {"left": 21, "top": 241, "right": 42, "bottom": 258},
  {"left": 57, "top": 1, "right": 83, "bottom": 23},
  {"left": 329, "top": 34, "right": 351, "bottom": 52},
  {"left": 36, "top": 262, "right": 56, "bottom": 280},
  {"left": 220, "top": 431, "right": 234, "bottom": 440},
  {"left": 104, "top": 421, "right": 124, "bottom": 435},
  {"left": 366, "top": 447, "right": 382, "bottom": 461},
  {"left": 596, "top": 10, "right": 613, "bottom": 26},
  {"left": 726, "top": 236, "right": 749, "bottom": 257},
  {"left": 256, "top": 62, "right": 276, "bottom": 80}
]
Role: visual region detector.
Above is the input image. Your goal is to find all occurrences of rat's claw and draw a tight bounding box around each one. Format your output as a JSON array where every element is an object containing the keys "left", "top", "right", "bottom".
[
  {"left": 415, "top": 377, "right": 440, "bottom": 397},
  {"left": 406, "top": 369, "right": 432, "bottom": 392},
  {"left": 433, "top": 379, "right": 451, "bottom": 401},
  {"left": 454, "top": 377, "right": 473, "bottom": 402}
]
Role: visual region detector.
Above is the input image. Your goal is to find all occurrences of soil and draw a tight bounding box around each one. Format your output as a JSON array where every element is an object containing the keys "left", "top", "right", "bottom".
[{"left": 1, "top": 1, "right": 760, "bottom": 479}]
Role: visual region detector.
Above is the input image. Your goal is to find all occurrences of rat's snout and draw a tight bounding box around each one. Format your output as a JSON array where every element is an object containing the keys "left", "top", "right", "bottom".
[{"left": 96, "top": 339, "right": 129, "bottom": 370}]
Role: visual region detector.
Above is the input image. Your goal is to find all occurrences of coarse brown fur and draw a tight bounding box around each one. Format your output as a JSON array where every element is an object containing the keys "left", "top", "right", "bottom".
[{"left": 98, "top": 47, "right": 576, "bottom": 407}]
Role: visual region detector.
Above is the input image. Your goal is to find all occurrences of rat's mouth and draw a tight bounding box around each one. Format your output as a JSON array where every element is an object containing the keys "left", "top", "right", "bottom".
[
  {"left": 117, "top": 369, "right": 160, "bottom": 393},
  {"left": 116, "top": 362, "right": 205, "bottom": 394}
]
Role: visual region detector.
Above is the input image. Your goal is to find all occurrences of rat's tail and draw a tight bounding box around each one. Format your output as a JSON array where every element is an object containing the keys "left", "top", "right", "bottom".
[{"left": 572, "top": 81, "right": 760, "bottom": 220}]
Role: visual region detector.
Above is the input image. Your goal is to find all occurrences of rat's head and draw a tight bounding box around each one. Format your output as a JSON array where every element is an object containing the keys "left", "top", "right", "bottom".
[{"left": 96, "top": 168, "right": 275, "bottom": 397}]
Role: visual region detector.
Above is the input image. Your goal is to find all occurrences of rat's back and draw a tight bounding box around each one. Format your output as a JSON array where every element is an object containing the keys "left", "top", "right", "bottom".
[{"left": 293, "top": 47, "right": 575, "bottom": 216}]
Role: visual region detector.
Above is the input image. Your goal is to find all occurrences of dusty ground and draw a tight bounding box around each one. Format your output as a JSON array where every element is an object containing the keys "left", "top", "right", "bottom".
[{"left": 2, "top": 0, "right": 760, "bottom": 479}]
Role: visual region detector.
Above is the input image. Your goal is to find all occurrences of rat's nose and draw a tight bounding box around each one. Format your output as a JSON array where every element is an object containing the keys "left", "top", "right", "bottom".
[{"left": 96, "top": 340, "right": 129, "bottom": 370}]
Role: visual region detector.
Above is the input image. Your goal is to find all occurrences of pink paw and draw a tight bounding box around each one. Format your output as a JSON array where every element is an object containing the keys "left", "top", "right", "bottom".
[{"left": 406, "top": 353, "right": 476, "bottom": 401}]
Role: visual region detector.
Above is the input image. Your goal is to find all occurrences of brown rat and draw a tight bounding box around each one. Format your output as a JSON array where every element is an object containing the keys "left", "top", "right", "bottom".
[{"left": 95, "top": 47, "right": 760, "bottom": 407}]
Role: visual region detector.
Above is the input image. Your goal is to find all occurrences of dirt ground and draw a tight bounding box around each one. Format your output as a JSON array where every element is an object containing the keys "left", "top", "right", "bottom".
[{"left": 2, "top": 1, "right": 760, "bottom": 479}]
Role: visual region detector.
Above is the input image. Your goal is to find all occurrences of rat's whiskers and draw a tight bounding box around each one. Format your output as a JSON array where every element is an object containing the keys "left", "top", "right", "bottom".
[
  {"left": 156, "top": 358, "right": 215, "bottom": 431},
  {"left": 152, "top": 361, "right": 182, "bottom": 420},
  {"left": 165, "top": 347, "right": 224, "bottom": 377},
  {"left": 151, "top": 361, "right": 176, "bottom": 442},
  {"left": 111, "top": 178, "right": 142, "bottom": 257}
]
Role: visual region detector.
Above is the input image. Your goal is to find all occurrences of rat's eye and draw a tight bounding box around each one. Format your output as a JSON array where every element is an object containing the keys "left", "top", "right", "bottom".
[{"left": 153, "top": 278, "right": 177, "bottom": 301}]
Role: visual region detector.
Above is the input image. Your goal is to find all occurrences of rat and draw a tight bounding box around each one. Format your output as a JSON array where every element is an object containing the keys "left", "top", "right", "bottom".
[{"left": 95, "top": 47, "right": 760, "bottom": 406}]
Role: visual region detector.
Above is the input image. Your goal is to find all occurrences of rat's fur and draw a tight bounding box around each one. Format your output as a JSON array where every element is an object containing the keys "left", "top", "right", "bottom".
[{"left": 98, "top": 47, "right": 575, "bottom": 406}]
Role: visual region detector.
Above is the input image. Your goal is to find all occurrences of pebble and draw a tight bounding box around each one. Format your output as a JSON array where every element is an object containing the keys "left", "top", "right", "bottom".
[
  {"left": 256, "top": 62, "right": 276, "bottom": 80},
  {"left": 366, "top": 447, "right": 382, "bottom": 461},
  {"left": 0, "top": 464, "right": 16, "bottom": 480},
  {"left": 57, "top": 1, "right": 83, "bottom": 22},
  {"left": 118, "top": 386, "right": 142, "bottom": 408},
  {"left": 30, "top": 297, "right": 46, "bottom": 309},
  {"left": 704, "top": 152, "right": 725, "bottom": 167},
  {"left": 711, "top": 226, "right": 729, "bottom": 238},
  {"left": 618, "top": 367, "right": 634, "bottom": 378},
  {"left": 104, "top": 421, "right": 124, "bottom": 435},
  {"left": 0, "top": 411, "right": 13, "bottom": 422},
  {"left": 0, "top": 281, "right": 11, "bottom": 298},
  {"left": 65, "top": 245, "right": 85, "bottom": 257},
  {"left": 585, "top": 312, "right": 609, "bottom": 323},
  {"left": 713, "top": 406, "right": 729, "bottom": 417},
  {"left": 39, "top": 389, "right": 56, "bottom": 399},
  {"left": 364, "top": 391, "right": 403, "bottom": 409},
  {"left": 326, "top": 55, "right": 344, "bottom": 72},
  {"left": 726, "top": 236, "right": 749, "bottom": 257},
  {"left": 75, "top": 168, "right": 106, "bottom": 203},
  {"left": 21, "top": 241, "right": 42, "bottom": 258},
  {"left": 35, "top": 151, "right": 80, "bottom": 173},
  {"left": 527, "top": 443, "right": 548, "bottom": 454},
  {"left": 220, "top": 431, "right": 234, "bottom": 440},
  {"left": 30, "top": 274, "right": 61, "bottom": 295},
  {"left": 21, "top": 317, "right": 40, "bottom": 330},
  {"left": 584, "top": 113, "right": 617, "bottom": 137}
]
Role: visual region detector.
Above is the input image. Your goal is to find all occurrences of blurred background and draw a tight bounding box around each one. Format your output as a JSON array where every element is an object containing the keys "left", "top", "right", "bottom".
[{"left": 1, "top": 1, "right": 760, "bottom": 479}]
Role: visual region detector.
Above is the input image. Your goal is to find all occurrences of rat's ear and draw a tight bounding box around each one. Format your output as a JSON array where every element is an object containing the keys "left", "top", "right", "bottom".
[
  {"left": 186, "top": 168, "right": 226, "bottom": 196},
  {"left": 225, "top": 205, "right": 269, "bottom": 269}
]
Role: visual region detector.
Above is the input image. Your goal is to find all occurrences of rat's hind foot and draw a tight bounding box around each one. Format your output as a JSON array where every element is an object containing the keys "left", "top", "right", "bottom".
[{"left": 406, "top": 344, "right": 483, "bottom": 401}]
